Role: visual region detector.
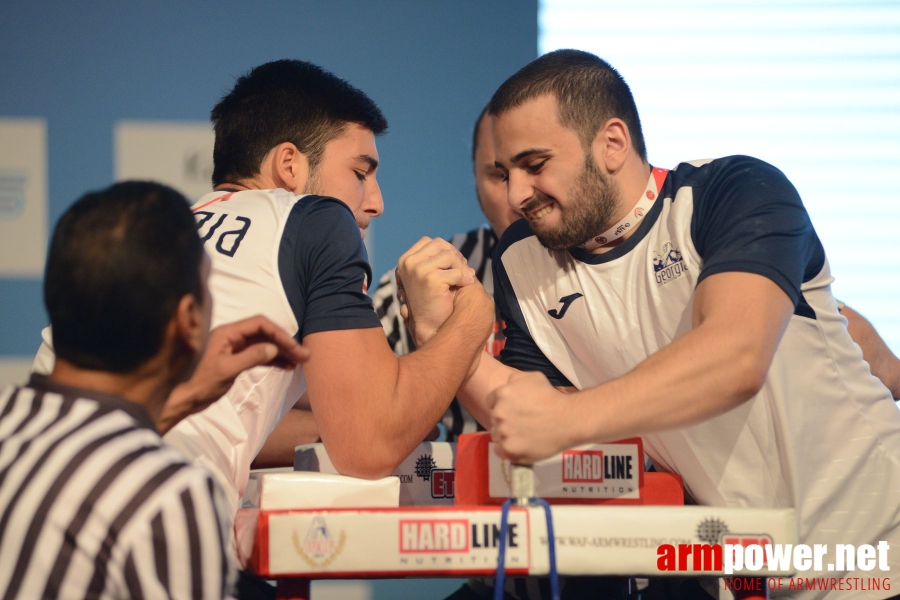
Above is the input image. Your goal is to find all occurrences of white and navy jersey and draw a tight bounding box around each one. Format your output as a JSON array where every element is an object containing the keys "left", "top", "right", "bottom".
[
  {"left": 0, "top": 375, "right": 236, "bottom": 599},
  {"left": 494, "top": 156, "right": 900, "bottom": 598},
  {"left": 150, "top": 188, "right": 381, "bottom": 516},
  {"left": 372, "top": 225, "right": 504, "bottom": 440}
]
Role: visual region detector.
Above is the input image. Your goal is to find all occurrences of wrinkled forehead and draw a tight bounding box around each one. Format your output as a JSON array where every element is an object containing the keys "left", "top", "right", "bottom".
[{"left": 490, "top": 95, "right": 576, "bottom": 165}]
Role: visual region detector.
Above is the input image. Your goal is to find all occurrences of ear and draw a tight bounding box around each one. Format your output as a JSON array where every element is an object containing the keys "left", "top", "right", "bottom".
[
  {"left": 266, "top": 142, "right": 311, "bottom": 194},
  {"left": 591, "top": 118, "right": 631, "bottom": 174},
  {"left": 173, "top": 293, "right": 205, "bottom": 355}
]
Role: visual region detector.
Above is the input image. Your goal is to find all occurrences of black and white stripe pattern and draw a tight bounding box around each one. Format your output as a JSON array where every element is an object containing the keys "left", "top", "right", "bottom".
[
  {"left": 0, "top": 375, "right": 236, "bottom": 599},
  {"left": 372, "top": 225, "right": 503, "bottom": 441}
]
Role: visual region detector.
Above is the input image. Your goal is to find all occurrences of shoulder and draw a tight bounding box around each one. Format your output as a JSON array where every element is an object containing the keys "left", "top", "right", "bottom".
[
  {"left": 668, "top": 155, "right": 790, "bottom": 195},
  {"left": 116, "top": 448, "right": 227, "bottom": 532},
  {"left": 281, "top": 194, "right": 362, "bottom": 253},
  {"left": 494, "top": 218, "right": 534, "bottom": 261},
  {"left": 288, "top": 194, "right": 355, "bottom": 218}
]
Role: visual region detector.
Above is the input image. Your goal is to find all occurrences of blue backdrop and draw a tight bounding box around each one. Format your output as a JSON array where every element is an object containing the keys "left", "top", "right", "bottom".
[{"left": 0, "top": 0, "right": 538, "bottom": 359}]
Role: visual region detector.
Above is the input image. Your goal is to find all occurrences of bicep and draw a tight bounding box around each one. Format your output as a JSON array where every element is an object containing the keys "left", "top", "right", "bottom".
[
  {"left": 301, "top": 327, "right": 399, "bottom": 442},
  {"left": 693, "top": 271, "right": 794, "bottom": 360}
]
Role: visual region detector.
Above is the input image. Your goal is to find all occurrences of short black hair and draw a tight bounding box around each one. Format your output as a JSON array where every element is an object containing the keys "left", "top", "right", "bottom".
[
  {"left": 488, "top": 49, "right": 647, "bottom": 161},
  {"left": 211, "top": 59, "right": 388, "bottom": 187},
  {"left": 471, "top": 104, "right": 490, "bottom": 163},
  {"left": 45, "top": 181, "right": 205, "bottom": 373}
]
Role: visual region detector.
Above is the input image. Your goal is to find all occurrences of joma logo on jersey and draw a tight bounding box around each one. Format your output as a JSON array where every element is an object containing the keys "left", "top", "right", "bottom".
[
  {"left": 562, "top": 450, "right": 634, "bottom": 482},
  {"left": 653, "top": 241, "right": 688, "bottom": 287}
]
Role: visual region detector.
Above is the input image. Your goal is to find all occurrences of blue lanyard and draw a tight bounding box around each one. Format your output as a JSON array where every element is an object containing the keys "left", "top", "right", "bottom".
[{"left": 494, "top": 497, "right": 560, "bottom": 600}]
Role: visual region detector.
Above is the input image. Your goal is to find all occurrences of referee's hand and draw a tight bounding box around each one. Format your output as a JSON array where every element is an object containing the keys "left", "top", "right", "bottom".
[{"left": 158, "top": 316, "right": 310, "bottom": 434}]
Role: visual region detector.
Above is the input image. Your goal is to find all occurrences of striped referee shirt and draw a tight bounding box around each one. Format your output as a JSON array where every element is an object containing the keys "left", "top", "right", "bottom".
[
  {"left": 372, "top": 225, "right": 505, "bottom": 440},
  {"left": 0, "top": 374, "right": 236, "bottom": 599}
]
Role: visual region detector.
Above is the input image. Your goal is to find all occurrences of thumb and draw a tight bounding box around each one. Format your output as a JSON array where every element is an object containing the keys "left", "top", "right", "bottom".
[{"left": 226, "top": 342, "right": 279, "bottom": 374}]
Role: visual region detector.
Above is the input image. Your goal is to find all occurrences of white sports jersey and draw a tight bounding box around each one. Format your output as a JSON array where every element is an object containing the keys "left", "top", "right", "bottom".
[
  {"left": 33, "top": 188, "right": 380, "bottom": 519},
  {"left": 170, "top": 188, "right": 380, "bottom": 516},
  {"left": 494, "top": 156, "right": 900, "bottom": 599}
]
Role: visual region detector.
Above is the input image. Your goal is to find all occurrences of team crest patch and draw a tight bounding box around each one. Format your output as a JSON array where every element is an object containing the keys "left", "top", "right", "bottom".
[
  {"left": 653, "top": 241, "right": 688, "bottom": 287},
  {"left": 292, "top": 516, "right": 346, "bottom": 567}
]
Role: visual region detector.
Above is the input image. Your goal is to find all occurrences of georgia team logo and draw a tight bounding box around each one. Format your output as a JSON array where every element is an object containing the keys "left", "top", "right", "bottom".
[{"left": 653, "top": 241, "right": 688, "bottom": 287}]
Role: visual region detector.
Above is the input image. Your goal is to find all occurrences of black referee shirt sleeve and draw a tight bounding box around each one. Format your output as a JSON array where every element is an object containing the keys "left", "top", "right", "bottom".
[{"left": 121, "top": 471, "right": 236, "bottom": 599}]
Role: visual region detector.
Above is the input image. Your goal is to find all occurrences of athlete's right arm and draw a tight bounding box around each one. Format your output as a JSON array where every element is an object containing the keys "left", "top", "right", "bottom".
[{"left": 302, "top": 280, "right": 493, "bottom": 478}]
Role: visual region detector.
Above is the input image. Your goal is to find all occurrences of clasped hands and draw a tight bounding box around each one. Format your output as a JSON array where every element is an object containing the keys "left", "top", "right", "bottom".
[{"left": 395, "top": 236, "right": 482, "bottom": 347}]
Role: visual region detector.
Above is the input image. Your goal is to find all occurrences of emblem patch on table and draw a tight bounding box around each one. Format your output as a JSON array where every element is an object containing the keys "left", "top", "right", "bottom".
[
  {"left": 292, "top": 516, "right": 346, "bottom": 567},
  {"left": 697, "top": 518, "right": 729, "bottom": 544},
  {"left": 415, "top": 454, "right": 437, "bottom": 481}
]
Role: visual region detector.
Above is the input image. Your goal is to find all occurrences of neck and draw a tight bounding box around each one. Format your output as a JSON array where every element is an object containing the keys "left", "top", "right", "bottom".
[
  {"left": 588, "top": 160, "right": 654, "bottom": 254},
  {"left": 49, "top": 357, "right": 178, "bottom": 428},
  {"left": 215, "top": 182, "right": 252, "bottom": 192}
]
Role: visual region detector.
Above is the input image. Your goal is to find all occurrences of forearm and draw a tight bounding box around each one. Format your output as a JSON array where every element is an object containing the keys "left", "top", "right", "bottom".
[
  {"left": 157, "top": 382, "right": 202, "bottom": 434},
  {"left": 309, "top": 291, "right": 492, "bottom": 478},
  {"left": 252, "top": 408, "right": 320, "bottom": 469},
  {"left": 456, "top": 351, "right": 518, "bottom": 427},
  {"left": 368, "top": 305, "right": 490, "bottom": 470},
  {"left": 568, "top": 321, "right": 772, "bottom": 446}
]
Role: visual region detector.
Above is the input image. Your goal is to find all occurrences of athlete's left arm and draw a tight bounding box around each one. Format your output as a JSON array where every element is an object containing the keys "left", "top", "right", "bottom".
[
  {"left": 490, "top": 272, "right": 792, "bottom": 463},
  {"left": 842, "top": 304, "right": 900, "bottom": 399}
]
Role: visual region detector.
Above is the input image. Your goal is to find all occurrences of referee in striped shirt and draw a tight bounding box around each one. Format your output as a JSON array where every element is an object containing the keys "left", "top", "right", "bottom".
[{"left": 0, "top": 182, "right": 306, "bottom": 599}]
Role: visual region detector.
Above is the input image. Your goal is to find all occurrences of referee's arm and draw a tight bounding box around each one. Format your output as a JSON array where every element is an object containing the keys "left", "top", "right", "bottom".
[{"left": 120, "top": 473, "right": 236, "bottom": 599}]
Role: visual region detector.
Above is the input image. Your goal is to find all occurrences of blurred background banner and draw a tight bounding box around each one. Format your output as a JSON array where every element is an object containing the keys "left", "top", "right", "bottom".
[
  {"left": 115, "top": 120, "right": 215, "bottom": 202},
  {"left": 0, "top": 118, "right": 47, "bottom": 277}
]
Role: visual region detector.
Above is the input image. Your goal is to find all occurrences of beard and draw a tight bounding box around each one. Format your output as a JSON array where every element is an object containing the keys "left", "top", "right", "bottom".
[{"left": 530, "top": 155, "right": 621, "bottom": 251}]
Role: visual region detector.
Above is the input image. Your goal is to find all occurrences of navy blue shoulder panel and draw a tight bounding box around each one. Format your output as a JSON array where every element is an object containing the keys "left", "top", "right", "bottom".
[
  {"left": 493, "top": 220, "right": 573, "bottom": 387},
  {"left": 681, "top": 156, "right": 825, "bottom": 317},
  {"left": 278, "top": 195, "right": 380, "bottom": 340}
]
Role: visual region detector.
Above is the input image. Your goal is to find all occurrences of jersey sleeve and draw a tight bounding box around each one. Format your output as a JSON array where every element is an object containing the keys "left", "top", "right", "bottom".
[
  {"left": 493, "top": 227, "right": 573, "bottom": 387},
  {"left": 690, "top": 156, "right": 825, "bottom": 306},
  {"left": 278, "top": 196, "right": 381, "bottom": 339}
]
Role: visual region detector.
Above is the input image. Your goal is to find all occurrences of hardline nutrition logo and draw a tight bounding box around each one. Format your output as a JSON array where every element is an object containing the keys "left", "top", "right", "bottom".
[
  {"left": 561, "top": 450, "right": 634, "bottom": 483},
  {"left": 399, "top": 519, "right": 520, "bottom": 553}
]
